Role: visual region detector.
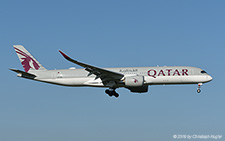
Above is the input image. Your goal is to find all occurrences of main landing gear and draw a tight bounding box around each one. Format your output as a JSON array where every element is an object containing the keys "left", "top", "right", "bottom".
[
  {"left": 197, "top": 83, "right": 202, "bottom": 93},
  {"left": 105, "top": 89, "right": 119, "bottom": 98}
]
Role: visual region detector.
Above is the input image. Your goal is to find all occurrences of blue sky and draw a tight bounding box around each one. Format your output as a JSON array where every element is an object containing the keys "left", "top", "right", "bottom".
[{"left": 1, "top": 0, "right": 225, "bottom": 140}]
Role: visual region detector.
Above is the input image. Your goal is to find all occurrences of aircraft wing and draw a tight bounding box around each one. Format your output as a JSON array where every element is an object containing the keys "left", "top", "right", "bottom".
[{"left": 59, "top": 51, "right": 124, "bottom": 84}]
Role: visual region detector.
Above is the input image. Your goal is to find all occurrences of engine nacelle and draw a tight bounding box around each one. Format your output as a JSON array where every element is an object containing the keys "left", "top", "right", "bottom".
[
  {"left": 125, "top": 76, "right": 144, "bottom": 87},
  {"left": 127, "top": 86, "right": 148, "bottom": 93}
]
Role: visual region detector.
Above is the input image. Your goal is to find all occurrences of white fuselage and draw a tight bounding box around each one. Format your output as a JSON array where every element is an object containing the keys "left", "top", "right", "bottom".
[
  {"left": 11, "top": 45, "right": 213, "bottom": 96},
  {"left": 25, "top": 66, "right": 212, "bottom": 88}
]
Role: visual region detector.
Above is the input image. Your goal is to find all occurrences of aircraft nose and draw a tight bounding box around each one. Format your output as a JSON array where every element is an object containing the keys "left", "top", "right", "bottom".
[{"left": 207, "top": 75, "right": 213, "bottom": 82}]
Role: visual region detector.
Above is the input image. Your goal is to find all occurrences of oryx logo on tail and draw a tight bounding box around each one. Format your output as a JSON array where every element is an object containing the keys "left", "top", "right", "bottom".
[
  {"left": 13, "top": 45, "right": 43, "bottom": 72},
  {"left": 14, "top": 47, "right": 40, "bottom": 72}
]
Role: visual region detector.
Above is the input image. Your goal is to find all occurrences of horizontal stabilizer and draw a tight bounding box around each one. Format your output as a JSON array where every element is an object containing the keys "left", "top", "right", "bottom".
[{"left": 10, "top": 68, "right": 36, "bottom": 79}]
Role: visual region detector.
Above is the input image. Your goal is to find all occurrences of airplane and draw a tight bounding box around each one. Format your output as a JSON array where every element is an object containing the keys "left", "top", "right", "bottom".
[{"left": 10, "top": 45, "right": 213, "bottom": 98}]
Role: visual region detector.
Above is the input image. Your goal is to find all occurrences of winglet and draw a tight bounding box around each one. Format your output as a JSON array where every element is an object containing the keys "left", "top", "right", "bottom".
[{"left": 59, "top": 50, "right": 71, "bottom": 60}]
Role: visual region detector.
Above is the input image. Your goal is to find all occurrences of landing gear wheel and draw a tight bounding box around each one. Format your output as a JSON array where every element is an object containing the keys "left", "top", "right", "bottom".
[
  {"left": 105, "top": 89, "right": 119, "bottom": 98},
  {"left": 105, "top": 89, "right": 109, "bottom": 93},
  {"left": 197, "top": 83, "right": 202, "bottom": 94},
  {"left": 114, "top": 93, "right": 119, "bottom": 98},
  {"left": 197, "top": 89, "right": 201, "bottom": 93},
  {"left": 105, "top": 89, "right": 112, "bottom": 96}
]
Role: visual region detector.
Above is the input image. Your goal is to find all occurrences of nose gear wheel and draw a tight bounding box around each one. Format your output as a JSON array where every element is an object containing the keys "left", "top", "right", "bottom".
[{"left": 197, "top": 83, "right": 202, "bottom": 93}]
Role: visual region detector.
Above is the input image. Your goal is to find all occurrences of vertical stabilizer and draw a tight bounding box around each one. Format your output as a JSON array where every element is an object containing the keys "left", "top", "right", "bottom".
[{"left": 13, "top": 45, "right": 46, "bottom": 72}]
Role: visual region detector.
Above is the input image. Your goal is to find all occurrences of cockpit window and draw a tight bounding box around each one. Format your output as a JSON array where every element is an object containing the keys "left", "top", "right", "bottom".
[{"left": 201, "top": 70, "right": 207, "bottom": 74}]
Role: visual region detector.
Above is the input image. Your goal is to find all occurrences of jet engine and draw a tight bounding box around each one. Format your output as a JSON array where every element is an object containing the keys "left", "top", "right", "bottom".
[
  {"left": 125, "top": 76, "right": 144, "bottom": 87},
  {"left": 124, "top": 76, "right": 148, "bottom": 93},
  {"left": 127, "top": 86, "right": 148, "bottom": 93}
]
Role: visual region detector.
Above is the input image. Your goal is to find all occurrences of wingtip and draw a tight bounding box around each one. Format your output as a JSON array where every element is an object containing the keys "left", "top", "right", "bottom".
[
  {"left": 58, "top": 50, "right": 63, "bottom": 54},
  {"left": 59, "top": 50, "right": 70, "bottom": 59}
]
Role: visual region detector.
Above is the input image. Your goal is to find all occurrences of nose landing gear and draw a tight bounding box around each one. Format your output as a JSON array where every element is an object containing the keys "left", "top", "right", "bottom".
[
  {"left": 105, "top": 89, "right": 119, "bottom": 98},
  {"left": 197, "top": 83, "right": 202, "bottom": 93}
]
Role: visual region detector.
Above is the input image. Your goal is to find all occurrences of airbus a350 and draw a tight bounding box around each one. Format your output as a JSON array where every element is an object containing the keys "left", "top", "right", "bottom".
[{"left": 10, "top": 45, "right": 213, "bottom": 98}]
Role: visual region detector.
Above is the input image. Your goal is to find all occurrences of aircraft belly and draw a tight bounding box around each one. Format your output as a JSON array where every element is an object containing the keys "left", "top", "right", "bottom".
[
  {"left": 145, "top": 75, "right": 208, "bottom": 85},
  {"left": 181, "top": 75, "right": 208, "bottom": 83},
  {"left": 83, "top": 78, "right": 104, "bottom": 87},
  {"left": 37, "top": 77, "right": 93, "bottom": 86}
]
